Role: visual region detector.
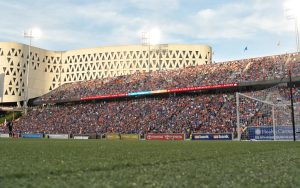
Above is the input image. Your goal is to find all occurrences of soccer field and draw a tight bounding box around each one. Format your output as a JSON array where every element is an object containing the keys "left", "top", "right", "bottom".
[{"left": 0, "top": 140, "right": 299, "bottom": 188}]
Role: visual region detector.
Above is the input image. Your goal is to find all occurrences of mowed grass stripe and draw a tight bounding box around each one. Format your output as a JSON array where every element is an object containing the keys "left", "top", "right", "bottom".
[{"left": 0, "top": 139, "right": 299, "bottom": 188}]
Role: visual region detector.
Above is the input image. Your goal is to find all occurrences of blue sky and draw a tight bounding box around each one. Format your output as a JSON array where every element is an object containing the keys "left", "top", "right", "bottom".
[{"left": 0, "top": 0, "right": 298, "bottom": 62}]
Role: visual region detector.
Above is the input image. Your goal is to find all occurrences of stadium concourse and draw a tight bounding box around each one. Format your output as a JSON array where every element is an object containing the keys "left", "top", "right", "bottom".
[{"left": 1, "top": 52, "right": 300, "bottom": 137}]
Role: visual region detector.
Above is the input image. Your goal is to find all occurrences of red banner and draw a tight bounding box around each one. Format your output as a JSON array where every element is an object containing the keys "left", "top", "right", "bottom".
[
  {"left": 80, "top": 93, "right": 128, "bottom": 100},
  {"left": 146, "top": 133, "right": 185, "bottom": 140},
  {"left": 167, "top": 83, "right": 238, "bottom": 93},
  {"left": 80, "top": 83, "right": 238, "bottom": 101}
]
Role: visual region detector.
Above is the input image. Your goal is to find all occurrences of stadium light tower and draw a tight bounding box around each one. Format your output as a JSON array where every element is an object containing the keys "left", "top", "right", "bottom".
[
  {"left": 284, "top": 0, "right": 300, "bottom": 52},
  {"left": 23, "top": 27, "right": 42, "bottom": 114},
  {"left": 141, "top": 28, "right": 161, "bottom": 72}
]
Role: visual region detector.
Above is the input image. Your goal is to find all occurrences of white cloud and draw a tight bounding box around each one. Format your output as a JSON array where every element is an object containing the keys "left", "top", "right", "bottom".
[
  {"left": 183, "top": 0, "right": 293, "bottom": 40},
  {"left": 127, "top": 0, "right": 180, "bottom": 11},
  {"left": 0, "top": 0, "right": 297, "bottom": 57}
]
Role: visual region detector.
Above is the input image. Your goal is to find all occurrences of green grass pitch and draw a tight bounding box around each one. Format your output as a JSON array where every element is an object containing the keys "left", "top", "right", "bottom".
[{"left": 0, "top": 139, "right": 299, "bottom": 188}]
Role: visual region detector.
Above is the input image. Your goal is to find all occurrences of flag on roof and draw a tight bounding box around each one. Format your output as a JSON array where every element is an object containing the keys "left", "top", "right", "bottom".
[{"left": 277, "top": 41, "right": 280, "bottom": 46}]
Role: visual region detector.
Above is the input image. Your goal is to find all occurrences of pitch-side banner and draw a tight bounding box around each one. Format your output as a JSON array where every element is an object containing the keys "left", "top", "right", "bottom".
[
  {"left": 120, "top": 134, "right": 139, "bottom": 140},
  {"left": 73, "top": 136, "right": 89, "bottom": 139},
  {"left": 106, "top": 133, "right": 121, "bottom": 140},
  {"left": 146, "top": 133, "right": 185, "bottom": 140},
  {"left": 248, "top": 126, "right": 300, "bottom": 140},
  {"left": 48, "top": 134, "right": 69, "bottom": 139},
  {"left": 0, "top": 133, "right": 10, "bottom": 138},
  {"left": 192, "top": 133, "right": 233, "bottom": 140},
  {"left": 22, "top": 133, "right": 43, "bottom": 138}
]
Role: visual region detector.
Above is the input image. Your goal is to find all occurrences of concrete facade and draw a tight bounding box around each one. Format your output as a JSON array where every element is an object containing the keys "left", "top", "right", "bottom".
[{"left": 0, "top": 42, "right": 212, "bottom": 103}]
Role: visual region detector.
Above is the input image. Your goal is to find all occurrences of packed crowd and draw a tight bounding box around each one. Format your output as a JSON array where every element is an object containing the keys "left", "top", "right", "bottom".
[
  {"left": 9, "top": 86, "right": 299, "bottom": 135},
  {"left": 238, "top": 86, "right": 300, "bottom": 128},
  {"left": 13, "top": 94, "right": 237, "bottom": 135},
  {"left": 3, "top": 52, "right": 300, "bottom": 136},
  {"left": 36, "top": 52, "right": 300, "bottom": 103}
]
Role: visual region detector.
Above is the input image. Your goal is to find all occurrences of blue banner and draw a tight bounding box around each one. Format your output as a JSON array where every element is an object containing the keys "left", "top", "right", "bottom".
[
  {"left": 247, "top": 126, "right": 300, "bottom": 140},
  {"left": 247, "top": 127, "right": 273, "bottom": 140},
  {"left": 192, "top": 133, "right": 232, "bottom": 140},
  {"left": 21, "top": 133, "right": 43, "bottom": 138},
  {"left": 275, "top": 126, "right": 300, "bottom": 140},
  {"left": 128, "top": 91, "right": 151, "bottom": 96}
]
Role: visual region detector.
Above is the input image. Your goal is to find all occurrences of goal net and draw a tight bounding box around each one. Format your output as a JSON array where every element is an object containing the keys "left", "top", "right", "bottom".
[{"left": 236, "top": 85, "right": 300, "bottom": 141}]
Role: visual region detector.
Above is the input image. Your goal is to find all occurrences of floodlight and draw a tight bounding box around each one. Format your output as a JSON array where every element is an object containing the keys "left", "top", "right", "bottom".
[
  {"left": 149, "top": 28, "right": 161, "bottom": 45},
  {"left": 24, "top": 27, "right": 42, "bottom": 39},
  {"left": 31, "top": 27, "right": 42, "bottom": 39},
  {"left": 284, "top": 0, "right": 300, "bottom": 19}
]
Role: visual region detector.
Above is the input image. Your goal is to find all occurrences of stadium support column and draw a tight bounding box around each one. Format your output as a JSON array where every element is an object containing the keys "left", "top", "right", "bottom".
[
  {"left": 289, "top": 70, "right": 296, "bottom": 141},
  {"left": 23, "top": 28, "right": 41, "bottom": 115},
  {"left": 272, "top": 106, "right": 276, "bottom": 140},
  {"left": 148, "top": 44, "right": 151, "bottom": 72},
  {"left": 236, "top": 92, "right": 241, "bottom": 140},
  {"left": 295, "top": 18, "right": 300, "bottom": 52},
  {"left": 141, "top": 32, "right": 151, "bottom": 73},
  {"left": 59, "top": 51, "right": 63, "bottom": 86},
  {"left": 24, "top": 33, "right": 32, "bottom": 115}
]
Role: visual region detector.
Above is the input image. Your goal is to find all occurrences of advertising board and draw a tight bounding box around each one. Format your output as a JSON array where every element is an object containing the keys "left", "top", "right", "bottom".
[
  {"left": 192, "top": 133, "right": 233, "bottom": 140},
  {"left": 106, "top": 133, "right": 121, "bottom": 140},
  {"left": 248, "top": 126, "right": 300, "bottom": 140},
  {"left": 73, "top": 136, "right": 89, "bottom": 139},
  {"left": 120, "top": 134, "right": 139, "bottom": 140},
  {"left": 21, "top": 133, "right": 43, "bottom": 138},
  {"left": 146, "top": 133, "right": 184, "bottom": 140},
  {"left": 48, "top": 134, "right": 69, "bottom": 139},
  {"left": 0, "top": 133, "right": 10, "bottom": 138}
]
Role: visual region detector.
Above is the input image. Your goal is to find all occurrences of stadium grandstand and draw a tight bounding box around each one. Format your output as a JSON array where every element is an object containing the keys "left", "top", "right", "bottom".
[
  {"left": 1, "top": 44, "right": 300, "bottom": 140},
  {"left": 0, "top": 42, "right": 212, "bottom": 104}
]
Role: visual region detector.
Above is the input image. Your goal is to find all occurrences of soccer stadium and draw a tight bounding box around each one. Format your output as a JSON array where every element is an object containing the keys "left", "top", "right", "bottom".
[{"left": 1, "top": 1, "right": 300, "bottom": 187}]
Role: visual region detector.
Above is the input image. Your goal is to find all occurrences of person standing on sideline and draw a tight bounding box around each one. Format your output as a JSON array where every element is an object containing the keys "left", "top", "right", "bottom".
[{"left": 6, "top": 120, "right": 13, "bottom": 137}]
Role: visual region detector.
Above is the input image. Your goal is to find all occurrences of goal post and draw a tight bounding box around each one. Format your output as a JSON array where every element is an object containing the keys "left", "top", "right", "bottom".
[{"left": 236, "top": 89, "right": 300, "bottom": 141}]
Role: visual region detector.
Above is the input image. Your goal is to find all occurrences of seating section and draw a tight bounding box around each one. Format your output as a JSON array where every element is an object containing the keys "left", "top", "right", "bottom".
[{"left": 4, "top": 52, "right": 300, "bottom": 135}]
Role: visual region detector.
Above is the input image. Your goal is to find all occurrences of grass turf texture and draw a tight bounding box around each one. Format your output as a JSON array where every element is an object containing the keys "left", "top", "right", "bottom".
[{"left": 0, "top": 140, "right": 299, "bottom": 188}]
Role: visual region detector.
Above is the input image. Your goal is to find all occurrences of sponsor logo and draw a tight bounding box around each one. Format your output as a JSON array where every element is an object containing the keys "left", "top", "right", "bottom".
[
  {"left": 192, "top": 133, "right": 232, "bottom": 140},
  {"left": 146, "top": 134, "right": 184, "bottom": 140},
  {"left": 255, "top": 128, "right": 261, "bottom": 135}
]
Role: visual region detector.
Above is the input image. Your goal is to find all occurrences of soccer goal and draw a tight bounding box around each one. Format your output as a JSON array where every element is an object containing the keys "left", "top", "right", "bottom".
[{"left": 236, "top": 86, "right": 300, "bottom": 141}]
